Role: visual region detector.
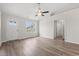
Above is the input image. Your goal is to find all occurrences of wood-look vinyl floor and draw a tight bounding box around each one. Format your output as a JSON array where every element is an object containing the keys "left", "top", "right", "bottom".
[{"left": 0, "top": 37, "right": 79, "bottom": 56}]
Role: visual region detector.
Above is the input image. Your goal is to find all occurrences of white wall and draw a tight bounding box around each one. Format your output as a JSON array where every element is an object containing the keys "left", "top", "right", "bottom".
[
  {"left": 39, "top": 16, "right": 63, "bottom": 39},
  {"left": 52, "top": 8, "right": 79, "bottom": 44},
  {"left": 39, "top": 16, "right": 54, "bottom": 39},
  {"left": 39, "top": 8, "right": 79, "bottom": 44},
  {"left": 1, "top": 13, "right": 39, "bottom": 42}
]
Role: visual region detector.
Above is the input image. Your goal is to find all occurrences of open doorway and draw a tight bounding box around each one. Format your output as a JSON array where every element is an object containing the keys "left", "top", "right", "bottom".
[{"left": 54, "top": 20, "right": 64, "bottom": 40}]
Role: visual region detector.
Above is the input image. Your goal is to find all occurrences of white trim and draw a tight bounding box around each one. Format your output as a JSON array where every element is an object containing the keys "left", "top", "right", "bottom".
[
  {"left": 1, "top": 36, "right": 39, "bottom": 43},
  {"left": 65, "top": 40, "right": 79, "bottom": 45}
]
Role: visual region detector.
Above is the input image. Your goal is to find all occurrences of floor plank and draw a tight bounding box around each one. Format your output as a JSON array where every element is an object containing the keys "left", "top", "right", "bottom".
[{"left": 0, "top": 37, "right": 79, "bottom": 56}]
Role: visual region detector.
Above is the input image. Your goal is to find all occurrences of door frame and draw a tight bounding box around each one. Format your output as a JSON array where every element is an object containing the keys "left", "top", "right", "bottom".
[{"left": 54, "top": 20, "right": 64, "bottom": 40}]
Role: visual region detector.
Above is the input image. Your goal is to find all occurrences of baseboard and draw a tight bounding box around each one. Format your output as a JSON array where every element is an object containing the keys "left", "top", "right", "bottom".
[
  {"left": 1, "top": 36, "right": 39, "bottom": 43},
  {"left": 17, "top": 36, "right": 39, "bottom": 40},
  {"left": 65, "top": 40, "right": 79, "bottom": 45},
  {"left": 39, "top": 36, "right": 54, "bottom": 39}
]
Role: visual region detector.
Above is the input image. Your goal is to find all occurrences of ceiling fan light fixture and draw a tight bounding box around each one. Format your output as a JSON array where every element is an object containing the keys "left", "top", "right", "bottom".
[
  {"left": 36, "top": 12, "right": 44, "bottom": 16},
  {"left": 35, "top": 3, "right": 49, "bottom": 16},
  {"left": 37, "top": 9, "right": 44, "bottom": 16}
]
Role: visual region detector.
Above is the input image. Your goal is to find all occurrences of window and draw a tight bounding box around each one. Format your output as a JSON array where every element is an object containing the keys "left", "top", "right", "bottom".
[
  {"left": 25, "top": 20, "right": 35, "bottom": 32},
  {"left": 9, "top": 20, "right": 16, "bottom": 26}
]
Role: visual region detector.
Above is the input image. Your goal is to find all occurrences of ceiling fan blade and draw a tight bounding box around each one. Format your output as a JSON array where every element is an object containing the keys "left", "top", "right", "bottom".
[
  {"left": 41, "top": 14, "right": 44, "bottom": 16},
  {"left": 42, "top": 11, "right": 49, "bottom": 13}
]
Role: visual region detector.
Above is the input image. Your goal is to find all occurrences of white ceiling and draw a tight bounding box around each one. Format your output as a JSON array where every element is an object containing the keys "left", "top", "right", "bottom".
[{"left": 0, "top": 3, "right": 79, "bottom": 19}]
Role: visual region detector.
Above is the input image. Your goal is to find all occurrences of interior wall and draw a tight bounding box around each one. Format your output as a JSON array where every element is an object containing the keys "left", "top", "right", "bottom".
[
  {"left": 39, "top": 16, "right": 54, "bottom": 39},
  {"left": 1, "top": 13, "right": 39, "bottom": 42},
  {"left": 52, "top": 8, "right": 79, "bottom": 44},
  {"left": 39, "top": 8, "right": 79, "bottom": 44}
]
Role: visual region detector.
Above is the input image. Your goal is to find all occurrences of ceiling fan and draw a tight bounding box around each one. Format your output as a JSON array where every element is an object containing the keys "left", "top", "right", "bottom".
[{"left": 35, "top": 3, "right": 49, "bottom": 16}]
